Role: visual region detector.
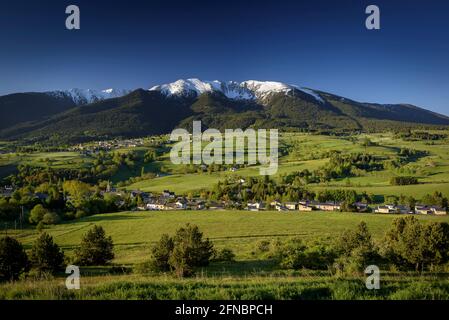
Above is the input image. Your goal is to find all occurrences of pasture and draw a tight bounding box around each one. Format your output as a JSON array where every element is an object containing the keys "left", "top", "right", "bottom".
[{"left": 6, "top": 210, "right": 449, "bottom": 264}]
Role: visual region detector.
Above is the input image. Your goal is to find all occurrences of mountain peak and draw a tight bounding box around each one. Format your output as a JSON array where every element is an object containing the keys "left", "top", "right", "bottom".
[
  {"left": 48, "top": 88, "right": 131, "bottom": 104},
  {"left": 148, "top": 78, "right": 303, "bottom": 101}
]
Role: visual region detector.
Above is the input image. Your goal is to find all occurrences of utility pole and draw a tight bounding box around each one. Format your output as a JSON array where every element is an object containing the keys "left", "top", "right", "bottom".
[{"left": 20, "top": 206, "right": 24, "bottom": 229}]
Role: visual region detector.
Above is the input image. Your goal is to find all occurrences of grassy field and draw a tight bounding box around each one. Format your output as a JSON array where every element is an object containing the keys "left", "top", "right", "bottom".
[
  {"left": 1, "top": 210, "right": 449, "bottom": 300},
  {"left": 6, "top": 210, "right": 449, "bottom": 264}
]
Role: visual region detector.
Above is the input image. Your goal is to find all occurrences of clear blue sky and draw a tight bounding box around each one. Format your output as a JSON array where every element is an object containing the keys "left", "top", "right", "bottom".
[{"left": 0, "top": 0, "right": 448, "bottom": 115}]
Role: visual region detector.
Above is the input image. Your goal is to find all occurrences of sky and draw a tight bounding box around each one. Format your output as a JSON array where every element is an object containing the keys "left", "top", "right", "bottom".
[{"left": 0, "top": 0, "right": 448, "bottom": 115}]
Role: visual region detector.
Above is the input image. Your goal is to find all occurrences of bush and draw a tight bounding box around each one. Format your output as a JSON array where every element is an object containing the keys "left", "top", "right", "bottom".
[
  {"left": 42, "top": 212, "right": 60, "bottom": 225},
  {"left": 29, "top": 204, "right": 49, "bottom": 224},
  {"left": 213, "top": 248, "right": 236, "bottom": 262},
  {"left": 275, "top": 237, "right": 307, "bottom": 269},
  {"left": 274, "top": 238, "right": 336, "bottom": 270},
  {"left": 74, "top": 225, "right": 114, "bottom": 266},
  {"left": 301, "top": 244, "right": 337, "bottom": 270},
  {"left": 75, "top": 210, "right": 88, "bottom": 219},
  {"left": 333, "top": 222, "right": 379, "bottom": 274},
  {"left": 390, "top": 176, "right": 419, "bottom": 186},
  {"left": 255, "top": 240, "right": 271, "bottom": 253},
  {"left": 29, "top": 232, "right": 65, "bottom": 274},
  {"left": 0, "top": 236, "right": 29, "bottom": 281}
]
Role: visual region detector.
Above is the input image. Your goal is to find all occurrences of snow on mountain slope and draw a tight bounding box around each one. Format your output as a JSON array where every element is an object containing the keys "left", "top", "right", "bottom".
[
  {"left": 48, "top": 88, "right": 131, "bottom": 105},
  {"left": 149, "top": 78, "right": 324, "bottom": 103},
  {"left": 41, "top": 79, "right": 325, "bottom": 106},
  {"left": 297, "top": 87, "right": 325, "bottom": 104}
]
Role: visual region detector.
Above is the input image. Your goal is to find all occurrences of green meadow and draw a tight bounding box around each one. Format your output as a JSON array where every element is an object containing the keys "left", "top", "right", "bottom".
[
  {"left": 6, "top": 210, "right": 449, "bottom": 264},
  {"left": 1, "top": 210, "right": 449, "bottom": 300}
]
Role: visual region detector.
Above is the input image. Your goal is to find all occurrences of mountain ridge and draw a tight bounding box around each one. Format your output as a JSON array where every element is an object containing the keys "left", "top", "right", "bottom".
[{"left": 1, "top": 79, "right": 448, "bottom": 143}]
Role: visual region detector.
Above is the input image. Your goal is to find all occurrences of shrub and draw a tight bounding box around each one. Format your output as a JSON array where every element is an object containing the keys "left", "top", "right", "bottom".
[
  {"left": 29, "top": 232, "right": 65, "bottom": 274},
  {"left": 301, "top": 244, "right": 337, "bottom": 270},
  {"left": 275, "top": 237, "right": 307, "bottom": 269},
  {"left": 0, "top": 236, "right": 29, "bottom": 281},
  {"left": 274, "top": 238, "right": 336, "bottom": 270},
  {"left": 390, "top": 176, "right": 419, "bottom": 186},
  {"left": 255, "top": 240, "right": 271, "bottom": 253},
  {"left": 333, "top": 222, "right": 379, "bottom": 273},
  {"left": 213, "top": 248, "right": 236, "bottom": 262},
  {"left": 29, "top": 204, "right": 49, "bottom": 224},
  {"left": 42, "top": 212, "right": 60, "bottom": 225},
  {"left": 75, "top": 210, "right": 88, "bottom": 219},
  {"left": 74, "top": 225, "right": 114, "bottom": 266}
]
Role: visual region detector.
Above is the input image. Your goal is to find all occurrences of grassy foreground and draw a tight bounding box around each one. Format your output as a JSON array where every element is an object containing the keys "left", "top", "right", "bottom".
[
  {"left": 1, "top": 272, "right": 449, "bottom": 300},
  {"left": 1, "top": 211, "right": 449, "bottom": 300}
]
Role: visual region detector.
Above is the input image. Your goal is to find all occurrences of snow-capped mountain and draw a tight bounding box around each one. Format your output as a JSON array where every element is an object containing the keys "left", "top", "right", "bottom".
[
  {"left": 38, "top": 79, "right": 324, "bottom": 106},
  {"left": 48, "top": 88, "right": 131, "bottom": 105},
  {"left": 3, "top": 78, "right": 449, "bottom": 140},
  {"left": 149, "top": 78, "right": 324, "bottom": 103}
]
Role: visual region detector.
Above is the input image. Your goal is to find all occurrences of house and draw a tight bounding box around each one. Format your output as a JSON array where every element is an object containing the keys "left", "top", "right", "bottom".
[
  {"left": 147, "top": 200, "right": 167, "bottom": 210},
  {"left": 375, "top": 204, "right": 397, "bottom": 214},
  {"left": 137, "top": 204, "right": 147, "bottom": 211},
  {"left": 0, "top": 186, "right": 14, "bottom": 197},
  {"left": 165, "top": 202, "right": 178, "bottom": 210},
  {"left": 270, "top": 200, "right": 285, "bottom": 211},
  {"left": 284, "top": 202, "right": 298, "bottom": 211},
  {"left": 429, "top": 206, "right": 447, "bottom": 215},
  {"left": 354, "top": 202, "right": 369, "bottom": 212},
  {"left": 247, "top": 201, "right": 265, "bottom": 211},
  {"left": 207, "top": 201, "right": 225, "bottom": 210},
  {"left": 162, "top": 190, "right": 176, "bottom": 198},
  {"left": 297, "top": 203, "right": 313, "bottom": 211},
  {"left": 187, "top": 200, "right": 206, "bottom": 210},
  {"left": 415, "top": 205, "right": 431, "bottom": 215},
  {"left": 315, "top": 202, "right": 341, "bottom": 211},
  {"left": 175, "top": 197, "right": 188, "bottom": 209},
  {"left": 396, "top": 205, "right": 411, "bottom": 214}
]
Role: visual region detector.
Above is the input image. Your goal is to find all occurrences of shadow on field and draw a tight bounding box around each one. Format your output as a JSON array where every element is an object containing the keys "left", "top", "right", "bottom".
[
  {"left": 75, "top": 214, "right": 146, "bottom": 223},
  {"left": 204, "top": 259, "right": 278, "bottom": 277}
]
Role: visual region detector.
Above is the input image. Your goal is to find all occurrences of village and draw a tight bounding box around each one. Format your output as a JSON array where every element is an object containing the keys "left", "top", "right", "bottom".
[
  {"left": 68, "top": 138, "right": 147, "bottom": 154},
  {"left": 1, "top": 183, "right": 447, "bottom": 216},
  {"left": 126, "top": 189, "right": 447, "bottom": 215}
]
